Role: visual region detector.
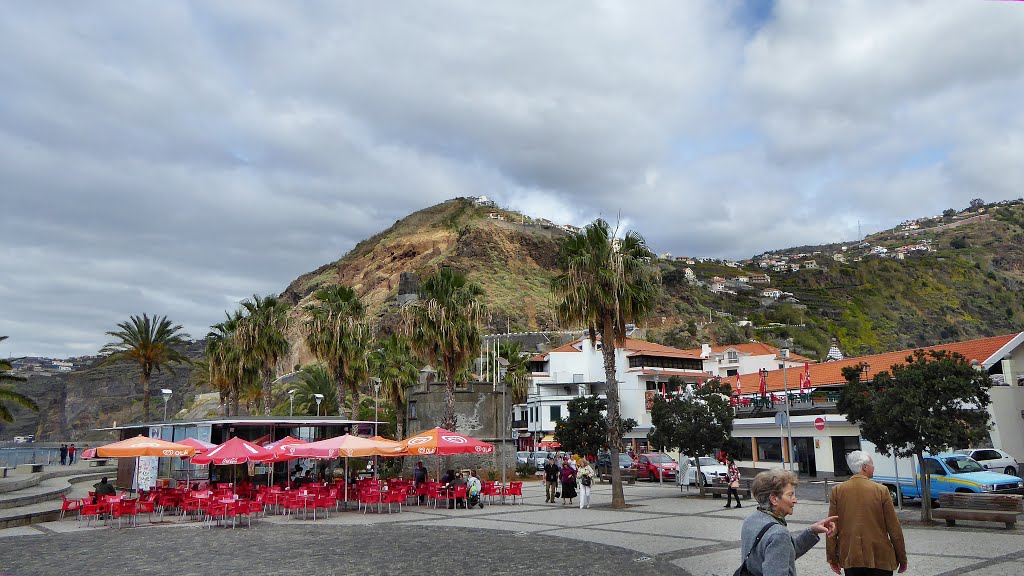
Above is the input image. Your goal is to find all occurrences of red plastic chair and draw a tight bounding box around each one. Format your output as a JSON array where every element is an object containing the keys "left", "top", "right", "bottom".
[
  {"left": 60, "top": 494, "right": 83, "bottom": 520},
  {"left": 136, "top": 498, "right": 157, "bottom": 524},
  {"left": 504, "top": 481, "right": 524, "bottom": 504},
  {"left": 282, "top": 495, "right": 309, "bottom": 520},
  {"left": 383, "top": 489, "right": 405, "bottom": 514},
  {"left": 80, "top": 503, "right": 103, "bottom": 527},
  {"left": 480, "top": 481, "right": 498, "bottom": 505},
  {"left": 110, "top": 499, "right": 137, "bottom": 528},
  {"left": 428, "top": 484, "right": 447, "bottom": 509},
  {"left": 313, "top": 495, "right": 335, "bottom": 520},
  {"left": 359, "top": 488, "right": 382, "bottom": 514}
]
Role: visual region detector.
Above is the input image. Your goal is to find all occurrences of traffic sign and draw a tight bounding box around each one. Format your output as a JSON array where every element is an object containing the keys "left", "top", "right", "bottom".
[
  {"left": 814, "top": 417, "right": 826, "bottom": 431},
  {"left": 774, "top": 412, "right": 788, "bottom": 427}
]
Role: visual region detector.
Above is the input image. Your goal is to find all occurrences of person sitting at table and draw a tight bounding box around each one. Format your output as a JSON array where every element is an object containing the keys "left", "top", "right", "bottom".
[
  {"left": 92, "top": 477, "right": 116, "bottom": 504},
  {"left": 440, "top": 469, "right": 455, "bottom": 485},
  {"left": 413, "top": 461, "right": 429, "bottom": 504},
  {"left": 446, "top": 472, "right": 467, "bottom": 509}
]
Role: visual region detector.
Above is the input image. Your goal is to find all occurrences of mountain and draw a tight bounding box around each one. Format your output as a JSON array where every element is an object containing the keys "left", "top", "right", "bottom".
[{"left": 5, "top": 197, "right": 1024, "bottom": 441}]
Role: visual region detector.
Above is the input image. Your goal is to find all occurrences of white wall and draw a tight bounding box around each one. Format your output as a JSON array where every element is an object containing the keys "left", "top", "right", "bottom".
[{"left": 989, "top": 386, "right": 1024, "bottom": 462}]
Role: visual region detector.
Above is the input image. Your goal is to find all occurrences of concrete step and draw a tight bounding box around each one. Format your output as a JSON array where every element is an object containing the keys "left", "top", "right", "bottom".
[
  {"left": 0, "top": 471, "right": 115, "bottom": 529},
  {"left": 0, "top": 464, "right": 115, "bottom": 494}
]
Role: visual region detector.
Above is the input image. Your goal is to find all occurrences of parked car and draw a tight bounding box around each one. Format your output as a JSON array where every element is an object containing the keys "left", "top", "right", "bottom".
[
  {"left": 634, "top": 452, "right": 679, "bottom": 481},
  {"left": 873, "top": 453, "right": 1024, "bottom": 503},
  {"left": 597, "top": 453, "right": 635, "bottom": 474},
  {"left": 955, "top": 448, "right": 1019, "bottom": 476},
  {"left": 516, "top": 451, "right": 531, "bottom": 466},
  {"left": 684, "top": 456, "right": 728, "bottom": 486},
  {"left": 530, "top": 451, "right": 551, "bottom": 471}
]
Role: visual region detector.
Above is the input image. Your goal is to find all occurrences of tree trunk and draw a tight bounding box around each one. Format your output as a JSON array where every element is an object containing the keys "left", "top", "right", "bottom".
[
  {"left": 397, "top": 405, "right": 406, "bottom": 439},
  {"left": 141, "top": 368, "right": 152, "bottom": 421},
  {"left": 231, "top": 387, "right": 240, "bottom": 416},
  {"left": 601, "top": 318, "right": 626, "bottom": 509},
  {"left": 695, "top": 460, "right": 705, "bottom": 497},
  {"left": 335, "top": 365, "right": 347, "bottom": 418},
  {"left": 262, "top": 365, "right": 273, "bottom": 416},
  {"left": 350, "top": 382, "right": 362, "bottom": 419},
  {"left": 442, "top": 359, "right": 457, "bottom": 431},
  {"left": 917, "top": 451, "right": 933, "bottom": 522}
]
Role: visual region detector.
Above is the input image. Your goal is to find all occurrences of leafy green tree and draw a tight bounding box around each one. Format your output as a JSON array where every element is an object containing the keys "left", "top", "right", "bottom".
[
  {"left": 0, "top": 337, "right": 38, "bottom": 423},
  {"left": 648, "top": 379, "right": 735, "bottom": 496},
  {"left": 554, "top": 395, "right": 636, "bottom": 459},
  {"left": 369, "top": 334, "right": 420, "bottom": 438},
  {"left": 304, "top": 285, "right": 365, "bottom": 417},
  {"left": 99, "top": 314, "right": 192, "bottom": 421},
  {"left": 405, "top": 267, "right": 485, "bottom": 430},
  {"left": 236, "top": 295, "right": 291, "bottom": 416},
  {"left": 496, "top": 341, "right": 530, "bottom": 404},
  {"left": 837, "top": 350, "right": 992, "bottom": 522},
  {"left": 551, "top": 218, "right": 660, "bottom": 508},
  {"left": 291, "top": 363, "right": 339, "bottom": 416}
]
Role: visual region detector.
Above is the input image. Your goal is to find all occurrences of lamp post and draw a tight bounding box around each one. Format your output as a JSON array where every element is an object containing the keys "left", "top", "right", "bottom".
[
  {"left": 288, "top": 389, "right": 296, "bottom": 417},
  {"left": 313, "top": 393, "right": 324, "bottom": 417},
  {"left": 161, "top": 389, "right": 172, "bottom": 421},
  {"left": 373, "top": 381, "right": 381, "bottom": 436},
  {"left": 780, "top": 349, "right": 794, "bottom": 473}
]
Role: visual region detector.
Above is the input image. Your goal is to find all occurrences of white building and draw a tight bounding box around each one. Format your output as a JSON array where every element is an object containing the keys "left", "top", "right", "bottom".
[
  {"left": 515, "top": 337, "right": 710, "bottom": 450},
  {"left": 678, "top": 343, "right": 808, "bottom": 378}
]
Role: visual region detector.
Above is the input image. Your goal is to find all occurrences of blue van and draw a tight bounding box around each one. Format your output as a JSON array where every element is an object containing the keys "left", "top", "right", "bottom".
[{"left": 874, "top": 453, "right": 1024, "bottom": 504}]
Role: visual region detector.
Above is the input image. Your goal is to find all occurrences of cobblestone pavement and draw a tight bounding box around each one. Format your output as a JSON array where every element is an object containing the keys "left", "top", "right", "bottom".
[{"left": 2, "top": 480, "right": 1023, "bottom": 576}]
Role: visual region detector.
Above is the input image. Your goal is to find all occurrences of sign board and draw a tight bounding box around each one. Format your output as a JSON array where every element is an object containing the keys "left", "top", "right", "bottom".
[
  {"left": 774, "top": 412, "right": 788, "bottom": 427},
  {"left": 814, "top": 417, "right": 826, "bottom": 431}
]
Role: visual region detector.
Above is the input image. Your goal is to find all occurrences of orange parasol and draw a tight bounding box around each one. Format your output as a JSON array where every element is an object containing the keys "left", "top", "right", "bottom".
[
  {"left": 278, "top": 434, "right": 403, "bottom": 459},
  {"left": 95, "top": 435, "right": 196, "bottom": 458},
  {"left": 397, "top": 427, "right": 494, "bottom": 456}
]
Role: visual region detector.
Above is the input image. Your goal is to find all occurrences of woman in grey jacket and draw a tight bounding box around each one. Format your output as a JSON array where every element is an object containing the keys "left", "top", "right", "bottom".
[{"left": 740, "top": 469, "right": 837, "bottom": 576}]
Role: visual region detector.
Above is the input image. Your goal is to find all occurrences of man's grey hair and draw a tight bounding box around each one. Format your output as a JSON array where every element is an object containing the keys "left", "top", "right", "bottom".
[{"left": 846, "top": 450, "right": 872, "bottom": 474}]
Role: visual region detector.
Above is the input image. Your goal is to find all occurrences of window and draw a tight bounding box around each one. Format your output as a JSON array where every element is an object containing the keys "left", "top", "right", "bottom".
[
  {"left": 408, "top": 401, "right": 417, "bottom": 420},
  {"left": 727, "top": 351, "right": 738, "bottom": 363},
  {"left": 726, "top": 369, "right": 738, "bottom": 377},
  {"left": 923, "top": 459, "right": 947, "bottom": 476},
  {"left": 549, "top": 405, "right": 561, "bottom": 421},
  {"left": 737, "top": 438, "right": 754, "bottom": 461},
  {"left": 755, "top": 437, "right": 783, "bottom": 462}
]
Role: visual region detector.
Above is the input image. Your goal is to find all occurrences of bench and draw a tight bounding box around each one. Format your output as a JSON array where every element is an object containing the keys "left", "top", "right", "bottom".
[
  {"left": 23, "top": 464, "right": 44, "bottom": 474},
  {"left": 89, "top": 459, "right": 109, "bottom": 467},
  {"left": 933, "top": 492, "right": 1024, "bottom": 529},
  {"left": 0, "top": 467, "right": 8, "bottom": 478},
  {"left": 697, "top": 478, "right": 753, "bottom": 500},
  {"left": 599, "top": 469, "right": 637, "bottom": 485}
]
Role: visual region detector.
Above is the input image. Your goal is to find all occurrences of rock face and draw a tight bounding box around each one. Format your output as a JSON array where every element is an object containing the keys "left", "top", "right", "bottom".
[{"left": 0, "top": 341, "right": 206, "bottom": 441}]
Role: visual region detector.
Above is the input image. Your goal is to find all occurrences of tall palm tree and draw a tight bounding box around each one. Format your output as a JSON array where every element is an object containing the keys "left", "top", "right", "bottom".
[
  {"left": 304, "top": 285, "right": 366, "bottom": 417},
  {"left": 292, "top": 363, "right": 340, "bottom": 416},
  {"left": 0, "top": 336, "right": 38, "bottom": 423},
  {"left": 369, "top": 334, "right": 420, "bottom": 438},
  {"left": 99, "top": 315, "right": 192, "bottom": 421},
  {"left": 235, "top": 295, "right": 291, "bottom": 416},
  {"left": 405, "top": 267, "right": 485, "bottom": 431},
  {"left": 551, "top": 219, "right": 660, "bottom": 508},
  {"left": 341, "top": 322, "right": 372, "bottom": 417},
  {"left": 497, "top": 341, "right": 530, "bottom": 405},
  {"left": 203, "top": 312, "right": 242, "bottom": 416}
]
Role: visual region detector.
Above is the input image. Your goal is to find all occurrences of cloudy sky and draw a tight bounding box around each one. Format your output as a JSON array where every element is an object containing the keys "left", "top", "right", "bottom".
[{"left": 2, "top": 1, "right": 1023, "bottom": 358}]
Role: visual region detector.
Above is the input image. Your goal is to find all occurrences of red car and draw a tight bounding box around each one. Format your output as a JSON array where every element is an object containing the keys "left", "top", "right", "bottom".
[{"left": 634, "top": 452, "right": 679, "bottom": 481}]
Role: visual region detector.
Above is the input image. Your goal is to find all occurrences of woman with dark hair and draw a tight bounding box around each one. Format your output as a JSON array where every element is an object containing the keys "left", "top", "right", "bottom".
[
  {"left": 559, "top": 460, "right": 577, "bottom": 506},
  {"left": 739, "top": 469, "right": 837, "bottom": 575},
  {"left": 725, "top": 458, "right": 742, "bottom": 509}
]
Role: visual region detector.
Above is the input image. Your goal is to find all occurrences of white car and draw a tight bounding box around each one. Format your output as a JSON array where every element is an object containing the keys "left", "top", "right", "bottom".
[
  {"left": 684, "top": 456, "right": 729, "bottom": 486},
  {"left": 955, "top": 448, "right": 1019, "bottom": 476}
]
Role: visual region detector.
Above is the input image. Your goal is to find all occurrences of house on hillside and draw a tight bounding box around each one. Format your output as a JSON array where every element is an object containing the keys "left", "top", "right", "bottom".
[
  {"left": 680, "top": 342, "right": 807, "bottom": 378},
  {"left": 749, "top": 273, "right": 770, "bottom": 285}
]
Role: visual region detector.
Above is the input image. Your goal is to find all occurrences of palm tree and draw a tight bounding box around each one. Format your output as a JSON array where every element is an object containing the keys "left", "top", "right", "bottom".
[
  {"left": 551, "top": 219, "right": 660, "bottom": 508},
  {"left": 235, "top": 295, "right": 291, "bottom": 416},
  {"left": 405, "top": 267, "right": 485, "bottom": 430},
  {"left": 292, "top": 363, "right": 340, "bottom": 416},
  {"left": 99, "top": 315, "right": 192, "bottom": 421},
  {"left": 0, "top": 337, "right": 38, "bottom": 423},
  {"left": 304, "top": 285, "right": 365, "bottom": 417},
  {"left": 497, "top": 341, "right": 530, "bottom": 405},
  {"left": 369, "top": 334, "right": 420, "bottom": 438},
  {"left": 203, "top": 312, "right": 241, "bottom": 416}
]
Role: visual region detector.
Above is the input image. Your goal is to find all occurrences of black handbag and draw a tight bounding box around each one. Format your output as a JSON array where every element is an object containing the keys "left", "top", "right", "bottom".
[{"left": 733, "top": 523, "right": 774, "bottom": 576}]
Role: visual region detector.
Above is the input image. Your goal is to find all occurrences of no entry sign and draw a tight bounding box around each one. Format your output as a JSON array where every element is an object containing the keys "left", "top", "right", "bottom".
[{"left": 814, "top": 417, "right": 826, "bottom": 431}]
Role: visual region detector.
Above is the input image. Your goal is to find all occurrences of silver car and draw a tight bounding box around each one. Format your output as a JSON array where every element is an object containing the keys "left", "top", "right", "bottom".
[
  {"left": 530, "top": 451, "right": 551, "bottom": 471},
  {"left": 516, "top": 451, "right": 531, "bottom": 466},
  {"left": 955, "top": 448, "right": 1019, "bottom": 476}
]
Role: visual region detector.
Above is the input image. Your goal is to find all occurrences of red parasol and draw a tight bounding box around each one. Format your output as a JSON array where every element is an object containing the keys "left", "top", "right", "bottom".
[
  {"left": 397, "top": 427, "right": 494, "bottom": 456},
  {"left": 191, "top": 437, "right": 275, "bottom": 465}
]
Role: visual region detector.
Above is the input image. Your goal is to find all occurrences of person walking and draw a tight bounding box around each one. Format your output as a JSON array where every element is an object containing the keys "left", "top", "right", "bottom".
[
  {"left": 827, "top": 451, "right": 908, "bottom": 576},
  {"left": 68, "top": 443, "right": 77, "bottom": 465},
  {"left": 59, "top": 444, "right": 68, "bottom": 466},
  {"left": 577, "top": 459, "right": 596, "bottom": 509},
  {"left": 739, "top": 469, "right": 837, "bottom": 576},
  {"left": 543, "top": 457, "right": 559, "bottom": 504},
  {"left": 559, "top": 460, "right": 577, "bottom": 506},
  {"left": 725, "top": 457, "right": 742, "bottom": 508}
]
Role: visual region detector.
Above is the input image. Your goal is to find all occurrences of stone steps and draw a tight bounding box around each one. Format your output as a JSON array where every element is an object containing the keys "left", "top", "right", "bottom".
[{"left": 0, "top": 469, "right": 116, "bottom": 529}]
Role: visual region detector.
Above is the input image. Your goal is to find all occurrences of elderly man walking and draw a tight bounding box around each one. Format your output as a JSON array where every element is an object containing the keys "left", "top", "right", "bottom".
[{"left": 827, "top": 451, "right": 908, "bottom": 576}]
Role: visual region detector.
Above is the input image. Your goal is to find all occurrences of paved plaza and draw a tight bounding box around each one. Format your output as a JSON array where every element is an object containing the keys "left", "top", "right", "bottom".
[{"left": 2, "top": 480, "right": 1023, "bottom": 575}]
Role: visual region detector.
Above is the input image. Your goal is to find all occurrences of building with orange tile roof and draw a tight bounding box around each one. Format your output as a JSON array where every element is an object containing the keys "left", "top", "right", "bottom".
[
  {"left": 677, "top": 342, "right": 810, "bottom": 378},
  {"left": 723, "top": 332, "right": 1024, "bottom": 478}
]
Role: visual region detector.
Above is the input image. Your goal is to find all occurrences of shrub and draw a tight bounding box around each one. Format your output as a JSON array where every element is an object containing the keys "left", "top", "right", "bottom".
[{"left": 516, "top": 463, "right": 534, "bottom": 478}]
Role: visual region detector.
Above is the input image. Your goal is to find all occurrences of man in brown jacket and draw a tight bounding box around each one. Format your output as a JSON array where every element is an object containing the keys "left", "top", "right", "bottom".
[{"left": 827, "top": 450, "right": 908, "bottom": 576}]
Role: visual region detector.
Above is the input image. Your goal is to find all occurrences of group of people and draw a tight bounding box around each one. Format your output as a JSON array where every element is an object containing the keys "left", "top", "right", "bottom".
[
  {"left": 438, "top": 467, "right": 484, "bottom": 509},
  {"left": 738, "top": 450, "right": 907, "bottom": 576},
  {"left": 59, "top": 443, "right": 77, "bottom": 465},
  {"left": 542, "top": 456, "right": 596, "bottom": 508}
]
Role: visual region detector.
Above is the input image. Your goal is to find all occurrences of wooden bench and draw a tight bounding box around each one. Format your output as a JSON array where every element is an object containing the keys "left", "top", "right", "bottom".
[
  {"left": 23, "top": 464, "right": 44, "bottom": 474},
  {"left": 0, "top": 467, "right": 8, "bottom": 478},
  {"left": 934, "top": 492, "right": 1024, "bottom": 529},
  {"left": 599, "top": 469, "right": 637, "bottom": 485},
  {"left": 89, "top": 459, "right": 109, "bottom": 467},
  {"left": 701, "top": 478, "right": 753, "bottom": 500}
]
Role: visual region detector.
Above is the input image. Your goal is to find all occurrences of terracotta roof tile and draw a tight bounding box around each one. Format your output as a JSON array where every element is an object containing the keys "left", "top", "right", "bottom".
[{"left": 723, "top": 332, "right": 1021, "bottom": 394}]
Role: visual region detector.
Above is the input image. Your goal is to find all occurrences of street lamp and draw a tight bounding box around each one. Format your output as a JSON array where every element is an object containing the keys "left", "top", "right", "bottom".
[
  {"left": 313, "top": 393, "right": 324, "bottom": 417},
  {"left": 288, "top": 389, "right": 297, "bottom": 417},
  {"left": 161, "top": 389, "right": 172, "bottom": 421},
  {"left": 373, "top": 381, "right": 381, "bottom": 436},
  {"left": 780, "top": 349, "right": 794, "bottom": 473}
]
